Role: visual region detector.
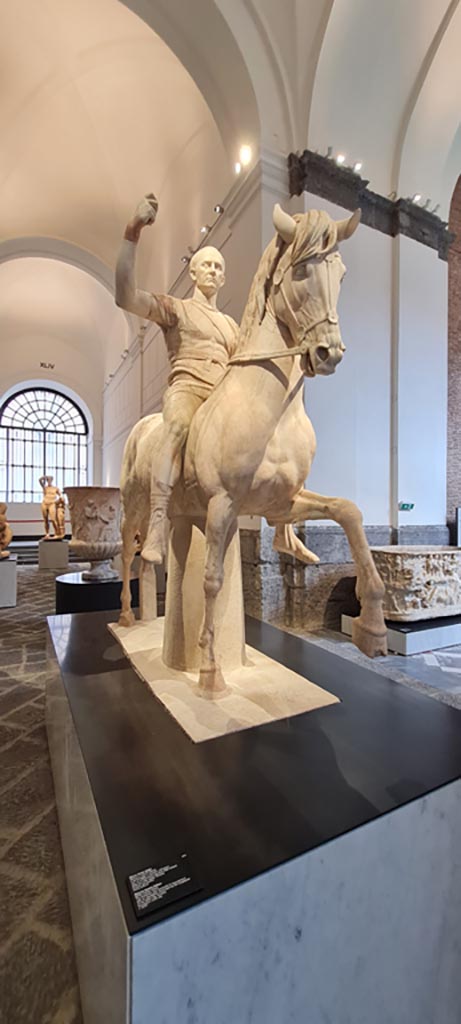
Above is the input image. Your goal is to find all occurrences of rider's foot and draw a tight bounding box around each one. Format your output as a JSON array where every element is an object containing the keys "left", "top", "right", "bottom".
[
  {"left": 273, "top": 524, "right": 319, "bottom": 565},
  {"left": 141, "top": 512, "right": 166, "bottom": 564}
]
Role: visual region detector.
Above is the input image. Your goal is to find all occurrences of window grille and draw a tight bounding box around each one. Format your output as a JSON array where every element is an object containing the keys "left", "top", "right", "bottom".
[{"left": 0, "top": 388, "right": 88, "bottom": 501}]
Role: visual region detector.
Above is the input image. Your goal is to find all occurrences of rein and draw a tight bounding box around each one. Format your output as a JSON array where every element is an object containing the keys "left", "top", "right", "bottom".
[{"left": 228, "top": 255, "right": 339, "bottom": 367}]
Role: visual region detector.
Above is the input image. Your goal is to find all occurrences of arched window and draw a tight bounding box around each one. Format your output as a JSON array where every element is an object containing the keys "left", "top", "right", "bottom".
[{"left": 0, "top": 388, "right": 88, "bottom": 501}]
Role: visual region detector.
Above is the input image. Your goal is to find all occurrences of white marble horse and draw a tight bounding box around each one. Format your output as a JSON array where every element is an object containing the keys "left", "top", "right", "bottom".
[{"left": 119, "top": 204, "right": 387, "bottom": 691}]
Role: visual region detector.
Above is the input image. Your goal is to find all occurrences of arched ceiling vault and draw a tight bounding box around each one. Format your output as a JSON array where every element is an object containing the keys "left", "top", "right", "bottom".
[
  {"left": 307, "top": 0, "right": 461, "bottom": 219},
  {"left": 0, "top": 0, "right": 460, "bottom": 393}
]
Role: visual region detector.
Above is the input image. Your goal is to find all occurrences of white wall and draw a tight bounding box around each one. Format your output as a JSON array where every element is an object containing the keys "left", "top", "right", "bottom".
[
  {"left": 302, "top": 193, "right": 392, "bottom": 524},
  {"left": 102, "top": 338, "right": 143, "bottom": 486},
  {"left": 396, "top": 236, "right": 448, "bottom": 526}
]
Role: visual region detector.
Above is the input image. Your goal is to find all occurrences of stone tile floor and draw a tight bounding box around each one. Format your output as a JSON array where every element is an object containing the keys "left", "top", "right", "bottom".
[
  {"left": 1, "top": 566, "right": 461, "bottom": 1024},
  {"left": 287, "top": 626, "right": 461, "bottom": 710},
  {"left": 0, "top": 566, "right": 82, "bottom": 1024}
]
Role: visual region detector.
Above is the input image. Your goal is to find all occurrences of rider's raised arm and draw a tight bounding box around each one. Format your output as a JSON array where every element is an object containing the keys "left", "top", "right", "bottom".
[{"left": 115, "top": 194, "right": 174, "bottom": 325}]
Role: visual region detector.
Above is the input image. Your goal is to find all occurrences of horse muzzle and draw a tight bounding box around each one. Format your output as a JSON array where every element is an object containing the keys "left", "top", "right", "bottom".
[{"left": 303, "top": 336, "right": 345, "bottom": 377}]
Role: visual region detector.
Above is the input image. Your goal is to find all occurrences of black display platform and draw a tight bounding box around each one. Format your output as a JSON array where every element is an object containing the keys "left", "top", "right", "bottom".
[
  {"left": 47, "top": 610, "right": 461, "bottom": 938},
  {"left": 55, "top": 571, "right": 140, "bottom": 614}
]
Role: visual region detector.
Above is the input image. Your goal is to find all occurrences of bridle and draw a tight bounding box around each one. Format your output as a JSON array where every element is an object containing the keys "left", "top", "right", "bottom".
[{"left": 228, "top": 251, "right": 340, "bottom": 366}]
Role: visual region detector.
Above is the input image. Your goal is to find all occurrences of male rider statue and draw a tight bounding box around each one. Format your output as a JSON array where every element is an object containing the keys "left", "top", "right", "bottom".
[
  {"left": 115, "top": 194, "right": 319, "bottom": 567},
  {"left": 115, "top": 194, "right": 238, "bottom": 562}
]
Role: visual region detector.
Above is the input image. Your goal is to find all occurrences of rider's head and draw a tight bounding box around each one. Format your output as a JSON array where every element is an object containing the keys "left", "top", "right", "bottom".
[{"left": 189, "top": 246, "right": 225, "bottom": 298}]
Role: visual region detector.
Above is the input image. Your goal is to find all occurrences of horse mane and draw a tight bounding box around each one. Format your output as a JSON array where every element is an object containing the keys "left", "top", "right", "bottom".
[{"left": 238, "top": 209, "right": 338, "bottom": 348}]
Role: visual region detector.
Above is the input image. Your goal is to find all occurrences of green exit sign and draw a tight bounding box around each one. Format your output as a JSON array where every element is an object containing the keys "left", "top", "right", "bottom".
[{"left": 398, "top": 502, "right": 415, "bottom": 511}]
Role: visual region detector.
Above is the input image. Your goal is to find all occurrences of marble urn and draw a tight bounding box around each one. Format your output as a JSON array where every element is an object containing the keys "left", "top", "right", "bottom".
[
  {"left": 371, "top": 545, "right": 461, "bottom": 622},
  {"left": 65, "top": 486, "right": 122, "bottom": 581}
]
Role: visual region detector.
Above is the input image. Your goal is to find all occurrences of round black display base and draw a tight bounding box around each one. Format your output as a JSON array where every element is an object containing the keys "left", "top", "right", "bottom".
[{"left": 55, "top": 571, "right": 139, "bottom": 615}]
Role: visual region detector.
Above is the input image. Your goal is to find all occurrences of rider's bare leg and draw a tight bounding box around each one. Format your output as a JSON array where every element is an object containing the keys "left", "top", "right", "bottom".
[{"left": 141, "top": 390, "right": 204, "bottom": 563}]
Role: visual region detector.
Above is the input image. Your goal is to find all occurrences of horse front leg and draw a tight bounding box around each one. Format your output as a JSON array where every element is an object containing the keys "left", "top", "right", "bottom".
[
  {"left": 279, "top": 489, "right": 387, "bottom": 658},
  {"left": 118, "top": 515, "right": 138, "bottom": 627},
  {"left": 198, "top": 493, "right": 236, "bottom": 696}
]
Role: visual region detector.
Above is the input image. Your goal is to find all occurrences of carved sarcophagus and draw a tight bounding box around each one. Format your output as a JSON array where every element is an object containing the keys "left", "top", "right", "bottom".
[{"left": 371, "top": 546, "right": 461, "bottom": 622}]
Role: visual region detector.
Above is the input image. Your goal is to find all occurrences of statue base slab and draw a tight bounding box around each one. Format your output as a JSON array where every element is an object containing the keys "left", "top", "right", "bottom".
[
  {"left": 39, "top": 537, "right": 69, "bottom": 569},
  {"left": 109, "top": 618, "right": 338, "bottom": 742}
]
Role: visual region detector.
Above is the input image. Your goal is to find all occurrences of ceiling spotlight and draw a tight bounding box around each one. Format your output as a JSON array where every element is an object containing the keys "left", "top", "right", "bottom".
[
  {"left": 353, "top": 161, "right": 362, "bottom": 173},
  {"left": 239, "top": 145, "right": 252, "bottom": 166},
  {"left": 200, "top": 225, "right": 210, "bottom": 235},
  {"left": 412, "top": 193, "right": 422, "bottom": 203},
  {"left": 336, "top": 153, "right": 346, "bottom": 165},
  {"left": 214, "top": 204, "right": 224, "bottom": 215},
  {"left": 181, "top": 255, "right": 189, "bottom": 264},
  {"left": 235, "top": 161, "right": 242, "bottom": 175}
]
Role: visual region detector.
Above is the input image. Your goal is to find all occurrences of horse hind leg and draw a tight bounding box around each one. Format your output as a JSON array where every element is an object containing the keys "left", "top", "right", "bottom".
[
  {"left": 118, "top": 514, "right": 138, "bottom": 627},
  {"left": 198, "top": 492, "right": 236, "bottom": 696}
]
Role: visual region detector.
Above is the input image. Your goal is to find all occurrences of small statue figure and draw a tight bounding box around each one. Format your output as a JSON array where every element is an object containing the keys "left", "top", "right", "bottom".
[
  {"left": 55, "top": 495, "right": 67, "bottom": 539},
  {"left": 39, "top": 475, "right": 62, "bottom": 539},
  {"left": 0, "top": 503, "right": 13, "bottom": 558}
]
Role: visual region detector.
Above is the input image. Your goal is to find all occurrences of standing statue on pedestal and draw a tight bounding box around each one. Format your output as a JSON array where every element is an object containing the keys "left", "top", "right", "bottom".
[
  {"left": 116, "top": 198, "right": 388, "bottom": 694},
  {"left": 39, "top": 475, "right": 62, "bottom": 539},
  {"left": 55, "top": 495, "right": 66, "bottom": 539},
  {"left": 0, "top": 503, "right": 13, "bottom": 558}
]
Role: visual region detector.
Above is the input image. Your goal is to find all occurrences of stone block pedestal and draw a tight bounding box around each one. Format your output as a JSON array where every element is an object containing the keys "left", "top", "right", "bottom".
[
  {"left": 39, "top": 538, "right": 69, "bottom": 570},
  {"left": 46, "top": 611, "right": 461, "bottom": 1024},
  {"left": 0, "top": 554, "right": 17, "bottom": 607}
]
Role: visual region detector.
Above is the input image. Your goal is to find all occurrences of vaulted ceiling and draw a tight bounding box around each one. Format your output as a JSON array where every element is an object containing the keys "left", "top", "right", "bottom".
[{"left": 0, "top": 0, "right": 459, "bottom": 385}]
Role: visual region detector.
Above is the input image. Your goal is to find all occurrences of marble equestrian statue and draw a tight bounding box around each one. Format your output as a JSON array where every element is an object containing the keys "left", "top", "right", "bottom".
[
  {"left": 39, "top": 475, "right": 62, "bottom": 539},
  {"left": 116, "top": 200, "right": 387, "bottom": 693},
  {"left": 116, "top": 195, "right": 322, "bottom": 567}
]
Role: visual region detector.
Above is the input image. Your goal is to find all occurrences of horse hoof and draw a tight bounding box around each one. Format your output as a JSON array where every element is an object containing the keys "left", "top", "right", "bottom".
[
  {"left": 197, "top": 665, "right": 228, "bottom": 698},
  {"left": 351, "top": 618, "right": 388, "bottom": 658},
  {"left": 118, "top": 610, "right": 135, "bottom": 628}
]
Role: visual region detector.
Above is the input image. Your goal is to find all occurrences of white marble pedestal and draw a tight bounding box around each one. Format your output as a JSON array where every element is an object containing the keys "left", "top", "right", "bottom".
[
  {"left": 0, "top": 554, "right": 17, "bottom": 607},
  {"left": 39, "top": 538, "right": 69, "bottom": 569},
  {"left": 46, "top": 612, "right": 461, "bottom": 1024}
]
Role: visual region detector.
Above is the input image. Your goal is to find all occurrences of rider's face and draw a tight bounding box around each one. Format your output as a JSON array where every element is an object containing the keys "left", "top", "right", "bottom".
[{"left": 191, "top": 251, "right": 225, "bottom": 297}]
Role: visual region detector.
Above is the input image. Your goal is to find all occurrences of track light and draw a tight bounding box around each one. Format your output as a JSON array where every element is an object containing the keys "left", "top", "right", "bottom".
[{"left": 239, "top": 145, "right": 252, "bottom": 167}]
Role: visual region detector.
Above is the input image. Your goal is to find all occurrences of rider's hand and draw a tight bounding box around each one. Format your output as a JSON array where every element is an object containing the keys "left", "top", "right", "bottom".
[{"left": 124, "top": 194, "right": 158, "bottom": 242}]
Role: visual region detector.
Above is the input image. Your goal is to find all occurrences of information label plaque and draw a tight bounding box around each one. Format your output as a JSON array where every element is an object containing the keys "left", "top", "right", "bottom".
[{"left": 127, "top": 853, "right": 202, "bottom": 919}]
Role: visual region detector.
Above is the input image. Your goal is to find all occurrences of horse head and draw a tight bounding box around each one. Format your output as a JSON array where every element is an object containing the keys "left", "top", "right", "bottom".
[{"left": 269, "top": 204, "right": 360, "bottom": 377}]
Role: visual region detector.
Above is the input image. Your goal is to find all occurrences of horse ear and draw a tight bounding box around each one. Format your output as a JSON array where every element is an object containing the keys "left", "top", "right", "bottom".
[
  {"left": 336, "top": 208, "right": 361, "bottom": 242},
  {"left": 273, "top": 204, "right": 296, "bottom": 244}
]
